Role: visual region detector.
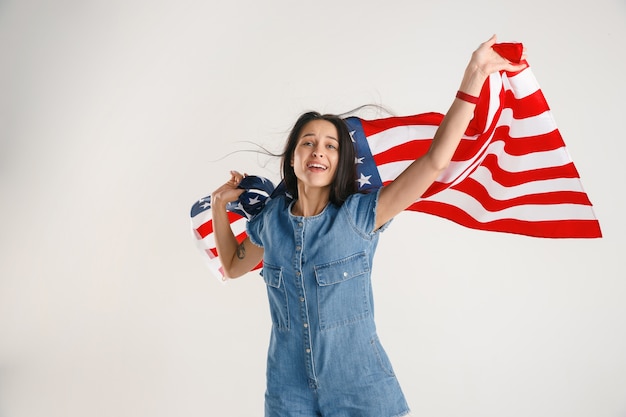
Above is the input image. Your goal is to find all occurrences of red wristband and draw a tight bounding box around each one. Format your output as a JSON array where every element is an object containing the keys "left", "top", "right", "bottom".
[{"left": 456, "top": 90, "right": 479, "bottom": 104}]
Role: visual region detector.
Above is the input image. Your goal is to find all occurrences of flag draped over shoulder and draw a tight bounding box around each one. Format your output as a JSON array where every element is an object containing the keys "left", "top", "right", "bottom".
[
  {"left": 190, "top": 44, "right": 601, "bottom": 281},
  {"left": 190, "top": 176, "right": 275, "bottom": 280}
]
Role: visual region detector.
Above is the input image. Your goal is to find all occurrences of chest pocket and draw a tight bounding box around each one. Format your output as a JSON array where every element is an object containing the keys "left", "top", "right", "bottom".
[
  {"left": 262, "top": 263, "right": 290, "bottom": 330},
  {"left": 314, "top": 251, "right": 371, "bottom": 330}
]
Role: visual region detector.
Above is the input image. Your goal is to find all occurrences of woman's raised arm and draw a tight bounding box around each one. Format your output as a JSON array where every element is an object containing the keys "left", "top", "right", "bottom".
[
  {"left": 375, "top": 35, "right": 527, "bottom": 230},
  {"left": 211, "top": 171, "right": 264, "bottom": 278}
]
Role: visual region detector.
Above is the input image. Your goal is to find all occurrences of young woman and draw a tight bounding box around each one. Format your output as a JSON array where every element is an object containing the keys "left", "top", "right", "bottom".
[{"left": 211, "top": 35, "right": 527, "bottom": 417}]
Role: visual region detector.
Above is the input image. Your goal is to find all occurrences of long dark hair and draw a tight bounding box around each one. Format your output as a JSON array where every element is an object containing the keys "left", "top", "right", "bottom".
[{"left": 281, "top": 111, "right": 357, "bottom": 206}]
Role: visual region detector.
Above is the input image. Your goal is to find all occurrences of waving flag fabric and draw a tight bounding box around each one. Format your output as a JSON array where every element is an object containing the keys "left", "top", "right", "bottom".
[
  {"left": 191, "top": 45, "right": 601, "bottom": 281},
  {"left": 190, "top": 176, "right": 276, "bottom": 279},
  {"left": 346, "top": 66, "right": 601, "bottom": 239},
  {"left": 191, "top": 198, "right": 245, "bottom": 280}
]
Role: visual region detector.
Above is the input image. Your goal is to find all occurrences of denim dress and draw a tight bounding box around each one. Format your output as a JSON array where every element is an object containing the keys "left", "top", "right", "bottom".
[{"left": 247, "top": 190, "right": 410, "bottom": 417}]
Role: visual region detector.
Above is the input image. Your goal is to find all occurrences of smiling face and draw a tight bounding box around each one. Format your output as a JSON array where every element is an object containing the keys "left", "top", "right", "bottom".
[
  {"left": 291, "top": 119, "right": 340, "bottom": 191},
  {"left": 281, "top": 112, "right": 357, "bottom": 206}
]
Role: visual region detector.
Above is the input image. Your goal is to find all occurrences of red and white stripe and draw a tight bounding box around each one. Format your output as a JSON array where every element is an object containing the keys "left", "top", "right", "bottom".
[
  {"left": 191, "top": 207, "right": 252, "bottom": 281},
  {"left": 359, "top": 66, "right": 601, "bottom": 238}
]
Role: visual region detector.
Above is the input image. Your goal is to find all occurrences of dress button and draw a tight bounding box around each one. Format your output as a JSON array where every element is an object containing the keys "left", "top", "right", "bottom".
[
  {"left": 303, "top": 323, "right": 308, "bottom": 328},
  {"left": 300, "top": 297, "right": 305, "bottom": 302},
  {"left": 296, "top": 271, "right": 301, "bottom": 277},
  {"left": 298, "top": 222, "right": 303, "bottom": 227},
  {"left": 343, "top": 271, "right": 348, "bottom": 277},
  {"left": 296, "top": 246, "right": 301, "bottom": 251},
  {"left": 305, "top": 348, "right": 311, "bottom": 353}
]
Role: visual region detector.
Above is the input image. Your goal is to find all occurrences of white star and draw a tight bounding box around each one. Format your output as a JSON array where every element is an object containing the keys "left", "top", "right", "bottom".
[
  {"left": 248, "top": 196, "right": 261, "bottom": 205},
  {"left": 201, "top": 201, "right": 210, "bottom": 209},
  {"left": 349, "top": 130, "right": 356, "bottom": 143},
  {"left": 355, "top": 157, "right": 364, "bottom": 165},
  {"left": 357, "top": 173, "right": 372, "bottom": 188}
]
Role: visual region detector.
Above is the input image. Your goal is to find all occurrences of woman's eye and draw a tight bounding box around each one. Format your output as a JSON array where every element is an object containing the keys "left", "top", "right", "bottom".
[{"left": 326, "top": 144, "right": 337, "bottom": 150}]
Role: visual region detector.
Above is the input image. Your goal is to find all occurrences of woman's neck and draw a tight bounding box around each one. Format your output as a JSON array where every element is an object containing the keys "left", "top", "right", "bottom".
[{"left": 292, "top": 186, "right": 330, "bottom": 217}]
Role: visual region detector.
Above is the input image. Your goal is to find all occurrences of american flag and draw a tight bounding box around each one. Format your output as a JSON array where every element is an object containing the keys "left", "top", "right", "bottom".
[
  {"left": 190, "top": 176, "right": 275, "bottom": 280},
  {"left": 191, "top": 49, "right": 601, "bottom": 281},
  {"left": 346, "top": 66, "right": 601, "bottom": 239}
]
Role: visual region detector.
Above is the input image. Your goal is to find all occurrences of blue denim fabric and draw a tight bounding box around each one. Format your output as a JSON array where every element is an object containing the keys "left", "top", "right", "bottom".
[{"left": 247, "top": 190, "right": 410, "bottom": 417}]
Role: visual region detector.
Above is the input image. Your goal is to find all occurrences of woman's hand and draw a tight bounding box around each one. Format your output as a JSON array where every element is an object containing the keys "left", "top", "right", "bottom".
[
  {"left": 211, "top": 171, "right": 246, "bottom": 208},
  {"left": 469, "top": 34, "right": 528, "bottom": 78},
  {"left": 460, "top": 35, "right": 528, "bottom": 96}
]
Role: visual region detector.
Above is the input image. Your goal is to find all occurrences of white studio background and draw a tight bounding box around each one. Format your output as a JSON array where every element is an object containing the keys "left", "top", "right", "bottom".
[{"left": 1, "top": 1, "right": 625, "bottom": 416}]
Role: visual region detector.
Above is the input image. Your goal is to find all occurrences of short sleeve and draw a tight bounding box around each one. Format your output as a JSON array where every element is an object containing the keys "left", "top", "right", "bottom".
[
  {"left": 245, "top": 192, "right": 288, "bottom": 248},
  {"left": 246, "top": 204, "right": 265, "bottom": 248},
  {"left": 341, "top": 189, "right": 392, "bottom": 236}
]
